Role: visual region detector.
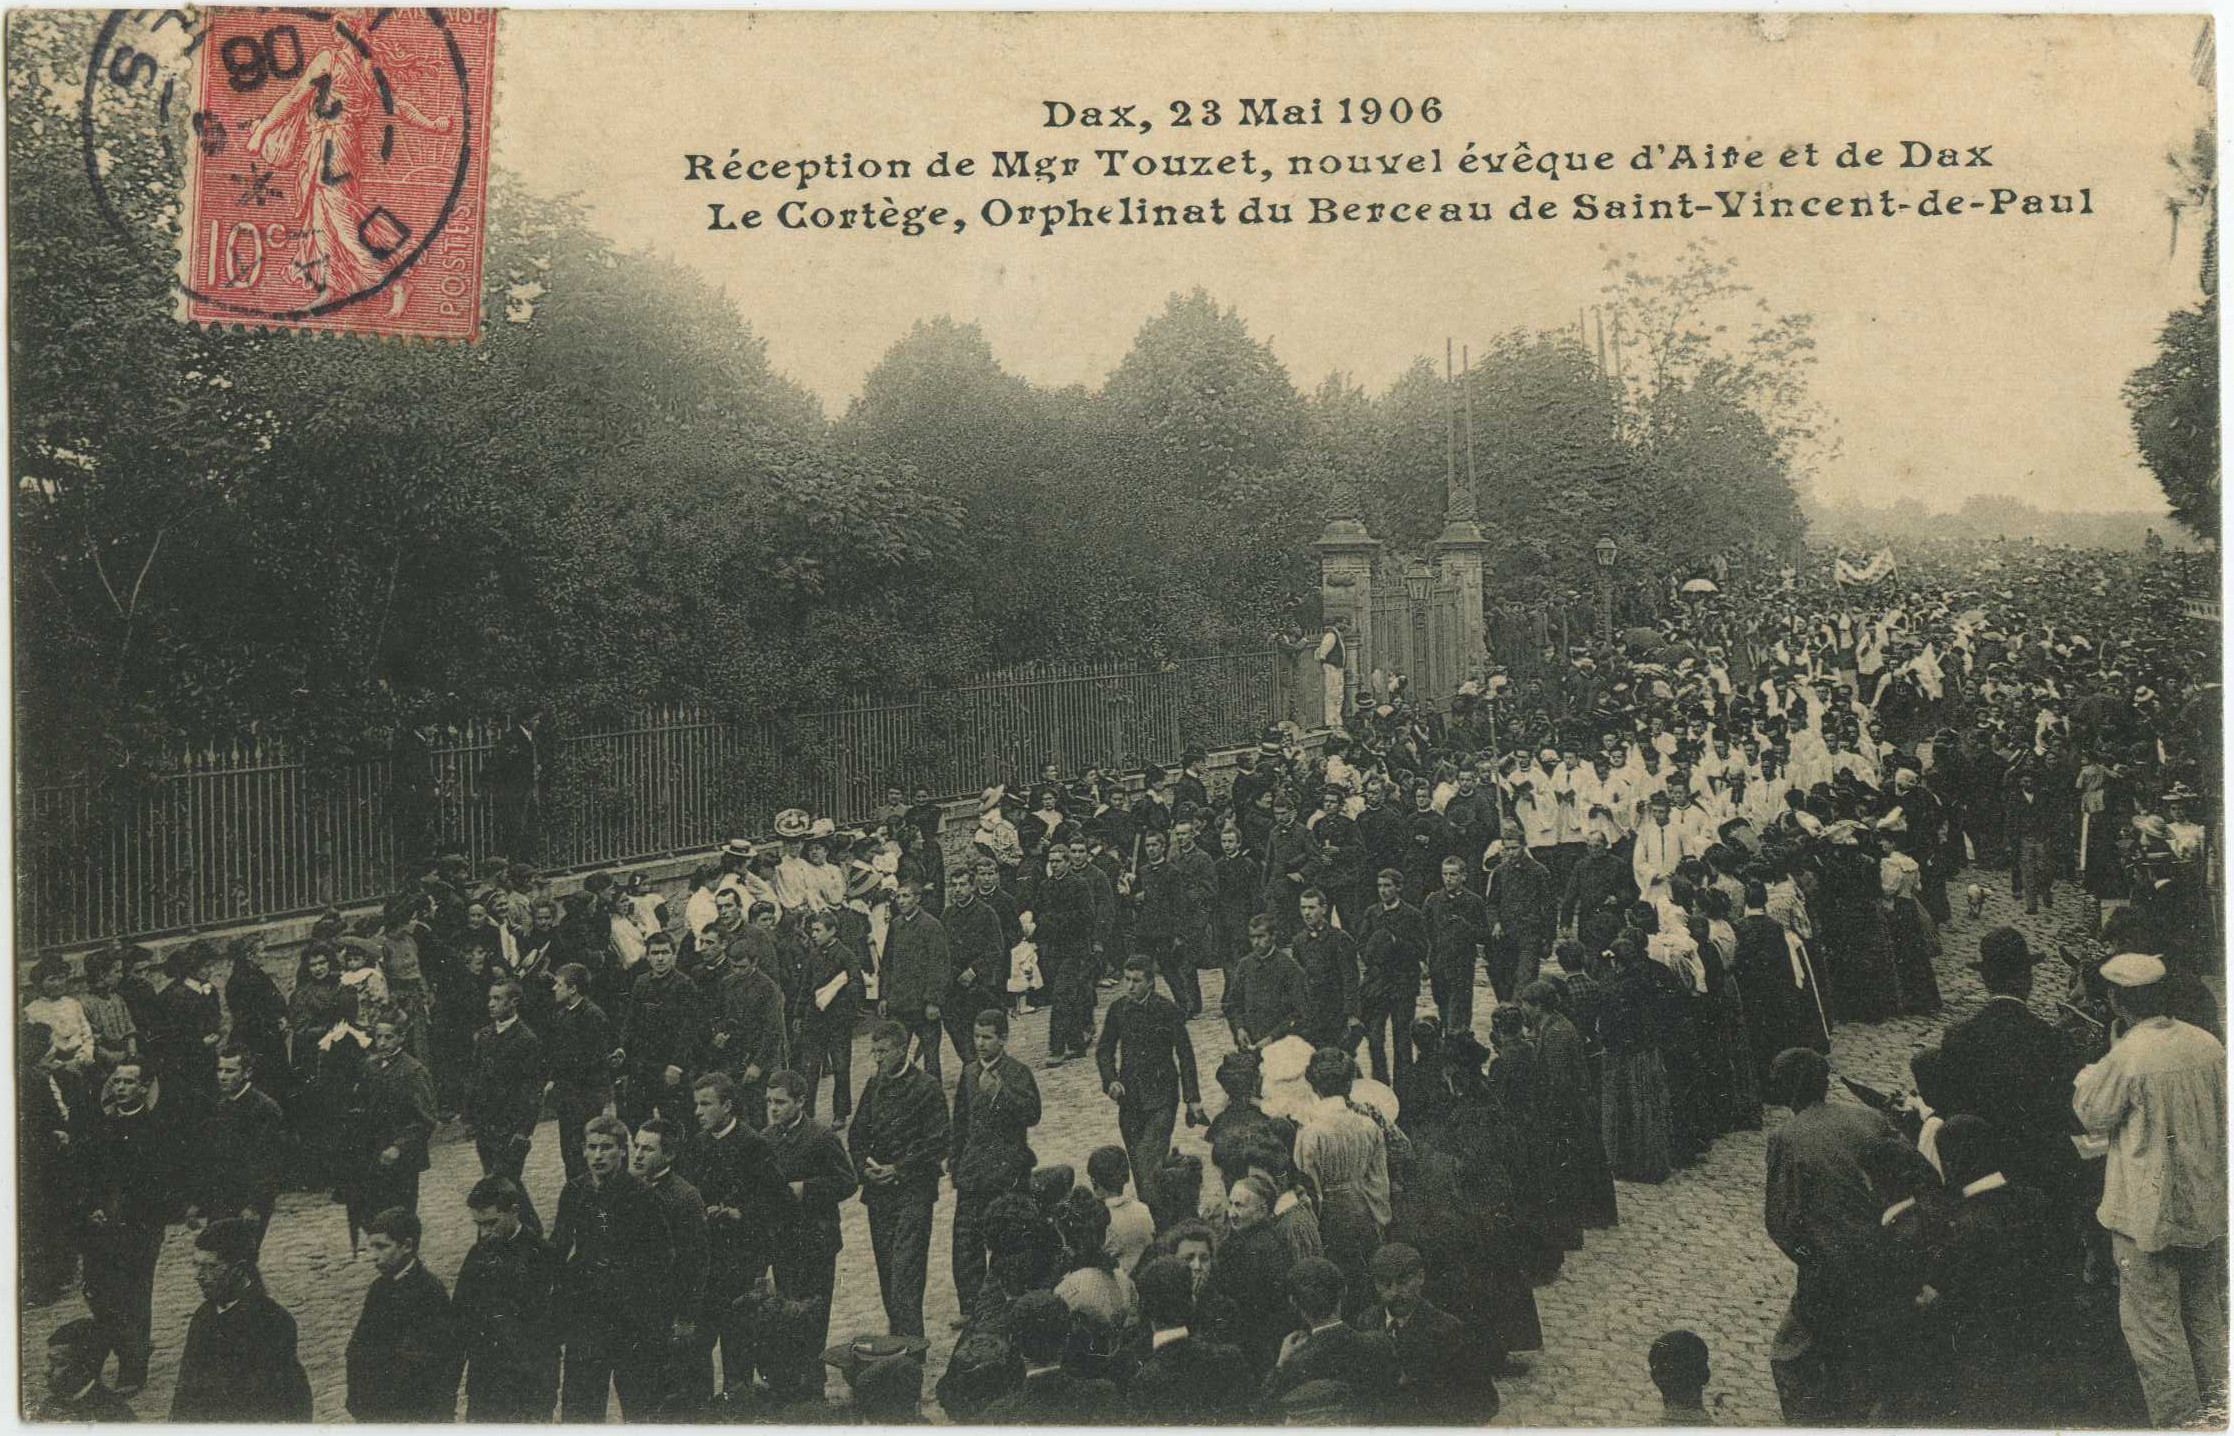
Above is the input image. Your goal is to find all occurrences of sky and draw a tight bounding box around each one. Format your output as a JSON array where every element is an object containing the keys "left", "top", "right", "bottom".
[{"left": 495, "top": 12, "right": 2213, "bottom": 516}]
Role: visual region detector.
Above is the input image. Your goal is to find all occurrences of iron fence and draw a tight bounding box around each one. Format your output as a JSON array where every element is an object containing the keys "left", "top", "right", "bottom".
[{"left": 17, "top": 651, "right": 1278, "bottom": 949}]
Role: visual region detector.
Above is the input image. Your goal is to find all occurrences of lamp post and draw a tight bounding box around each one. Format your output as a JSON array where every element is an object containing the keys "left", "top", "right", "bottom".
[{"left": 1595, "top": 536, "right": 1617, "bottom": 647}]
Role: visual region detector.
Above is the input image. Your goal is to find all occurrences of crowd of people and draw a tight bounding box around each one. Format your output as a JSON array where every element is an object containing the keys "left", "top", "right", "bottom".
[{"left": 16, "top": 536, "right": 2226, "bottom": 1426}]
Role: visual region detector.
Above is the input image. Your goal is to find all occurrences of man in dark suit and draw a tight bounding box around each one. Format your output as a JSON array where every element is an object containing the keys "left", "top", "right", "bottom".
[
  {"left": 1292, "top": 889, "right": 1363, "bottom": 1056},
  {"left": 1261, "top": 1257, "right": 1399, "bottom": 1421},
  {"left": 950, "top": 1009, "right": 1043, "bottom": 1314},
  {"left": 850, "top": 1021, "right": 951, "bottom": 1341},
  {"left": 1261, "top": 794, "right": 1318, "bottom": 941},
  {"left": 1421, "top": 855, "right": 1489, "bottom": 1039},
  {"left": 468, "top": 979, "right": 548, "bottom": 1230},
  {"left": 1355, "top": 870, "right": 1430, "bottom": 1085},
  {"left": 941, "top": 870, "right": 1011, "bottom": 1073},
  {"left": 630, "top": 1118, "right": 711, "bottom": 1412},
  {"left": 1070, "top": 830, "right": 1122, "bottom": 984},
  {"left": 544, "top": 963, "right": 616, "bottom": 1188},
  {"left": 79, "top": 1059, "right": 181, "bottom": 1395},
  {"left": 1126, "top": 1255, "right": 1255, "bottom": 1423},
  {"left": 552, "top": 1115, "right": 670, "bottom": 1421},
  {"left": 1935, "top": 928, "right": 2081, "bottom": 1241},
  {"left": 762, "top": 1068, "right": 860, "bottom": 1401},
  {"left": 454, "top": 1175, "right": 559, "bottom": 1421},
  {"left": 344, "top": 1207, "right": 463, "bottom": 1421},
  {"left": 1308, "top": 785, "right": 1370, "bottom": 930},
  {"left": 880, "top": 880, "right": 954, "bottom": 1083},
  {"left": 1164, "top": 817, "right": 1221, "bottom": 1018},
  {"left": 1486, "top": 841, "right": 1556, "bottom": 1000},
  {"left": 1353, "top": 1242, "right": 1502, "bottom": 1423},
  {"left": 684, "top": 1071, "right": 793, "bottom": 1400},
  {"left": 1037, "top": 847, "right": 1098, "bottom": 1065},
  {"left": 1356, "top": 782, "right": 1410, "bottom": 903},
  {"left": 170, "top": 1219, "right": 311, "bottom": 1421},
  {"left": 982, "top": 1291, "right": 1116, "bottom": 1423},
  {"left": 190, "top": 1042, "right": 286, "bottom": 1233},
  {"left": 705, "top": 934, "right": 790, "bottom": 1131},
  {"left": 615, "top": 929, "right": 705, "bottom": 1131},
  {"left": 1095, "top": 957, "right": 1206, "bottom": 1228},
  {"left": 356, "top": 1013, "right": 441, "bottom": 1220},
  {"left": 1175, "top": 748, "right": 1212, "bottom": 821}
]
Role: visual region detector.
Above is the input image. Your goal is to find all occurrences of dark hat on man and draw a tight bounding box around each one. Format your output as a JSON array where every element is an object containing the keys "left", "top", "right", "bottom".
[
  {"left": 1182, "top": 745, "right": 1207, "bottom": 767},
  {"left": 1976, "top": 926, "right": 2039, "bottom": 979},
  {"left": 1144, "top": 764, "right": 1168, "bottom": 786}
]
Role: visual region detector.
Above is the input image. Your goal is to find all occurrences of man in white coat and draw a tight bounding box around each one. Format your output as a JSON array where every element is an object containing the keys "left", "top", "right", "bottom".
[
  {"left": 1508, "top": 749, "right": 1561, "bottom": 868},
  {"left": 1631, "top": 790, "right": 1692, "bottom": 898}
]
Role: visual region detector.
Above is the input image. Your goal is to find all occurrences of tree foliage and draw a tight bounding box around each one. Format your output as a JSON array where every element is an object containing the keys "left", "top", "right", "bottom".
[
  {"left": 2126, "top": 119, "right": 2220, "bottom": 544},
  {"left": 13, "top": 10, "right": 1825, "bottom": 777},
  {"left": 11, "top": 13, "right": 957, "bottom": 775},
  {"left": 2125, "top": 297, "right": 2220, "bottom": 543}
]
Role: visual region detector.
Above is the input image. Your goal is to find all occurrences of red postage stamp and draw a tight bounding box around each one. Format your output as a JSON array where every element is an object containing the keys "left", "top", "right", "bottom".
[{"left": 181, "top": 8, "right": 496, "bottom": 340}]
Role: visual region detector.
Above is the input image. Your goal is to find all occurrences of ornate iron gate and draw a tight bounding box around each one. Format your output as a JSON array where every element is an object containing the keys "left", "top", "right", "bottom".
[{"left": 1369, "top": 562, "right": 1468, "bottom": 709}]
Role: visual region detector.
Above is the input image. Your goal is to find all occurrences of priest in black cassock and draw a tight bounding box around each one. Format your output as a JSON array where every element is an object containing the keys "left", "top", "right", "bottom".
[{"left": 170, "top": 1219, "right": 311, "bottom": 1422}]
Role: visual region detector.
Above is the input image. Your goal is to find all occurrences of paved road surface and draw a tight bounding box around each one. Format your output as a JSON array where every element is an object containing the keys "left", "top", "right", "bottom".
[{"left": 20, "top": 872, "right": 2116, "bottom": 1424}]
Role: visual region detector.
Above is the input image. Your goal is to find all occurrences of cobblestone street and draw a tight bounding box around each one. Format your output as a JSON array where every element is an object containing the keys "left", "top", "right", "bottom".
[{"left": 21, "top": 871, "right": 2108, "bottom": 1424}]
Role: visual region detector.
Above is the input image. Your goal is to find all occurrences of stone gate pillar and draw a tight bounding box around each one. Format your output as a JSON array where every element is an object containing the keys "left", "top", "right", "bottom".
[
  {"left": 1314, "top": 513, "right": 1381, "bottom": 733},
  {"left": 1434, "top": 483, "right": 1490, "bottom": 684}
]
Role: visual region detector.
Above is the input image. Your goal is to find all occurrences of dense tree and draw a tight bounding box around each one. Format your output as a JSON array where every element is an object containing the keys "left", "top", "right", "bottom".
[
  {"left": 1086, "top": 290, "right": 1316, "bottom": 654},
  {"left": 14, "top": 9, "right": 1825, "bottom": 788},
  {"left": 2127, "top": 121, "right": 2219, "bottom": 543},
  {"left": 1367, "top": 359, "right": 1455, "bottom": 554},
  {"left": 11, "top": 13, "right": 954, "bottom": 782},
  {"left": 2125, "top": 299, "right": 2220, "bottom": 543}
]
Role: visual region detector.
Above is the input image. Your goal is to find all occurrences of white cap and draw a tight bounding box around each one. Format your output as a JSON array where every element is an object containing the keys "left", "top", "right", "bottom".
[{"left": 2100, "top": 953, "right": 2168, "bottom": 988}]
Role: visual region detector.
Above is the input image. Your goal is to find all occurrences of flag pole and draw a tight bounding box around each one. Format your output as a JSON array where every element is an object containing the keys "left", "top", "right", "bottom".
[{"left": 1446, "top": 337, "right": 1457, "bottom": 497}]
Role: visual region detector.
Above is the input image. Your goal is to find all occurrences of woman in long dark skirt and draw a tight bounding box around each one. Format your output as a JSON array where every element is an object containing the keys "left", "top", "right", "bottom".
[
  {"left": 1536, "top": 969, "right": 1621, "bottom": 1230},
  {"left": 1392, "top": 1045, "right": 1542, "bottom": 1365},
  {"left": 1879, "top": 833, "right": 1944, "bottom": 1016},
  {"left": 283, "top": 945, "right": 355, "bottom": 1191},
  {"left": 1816, "top": 832, "right": 1904, "bottom": 1021},
  {"left": 1595, "top": 936, "right": 1674, "bottom": 1184},
  {"left": 1486, "top": 1006, "right": 1567, "bottom": 1279},
  {"left": 1689, "top": 912, "right": 1765, "bottom": 1132}
]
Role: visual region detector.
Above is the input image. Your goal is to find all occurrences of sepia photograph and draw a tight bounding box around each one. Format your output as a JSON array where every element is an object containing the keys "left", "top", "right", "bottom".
[{"left": 8, "top": 7, "right": 2226, "bottom": 1426}]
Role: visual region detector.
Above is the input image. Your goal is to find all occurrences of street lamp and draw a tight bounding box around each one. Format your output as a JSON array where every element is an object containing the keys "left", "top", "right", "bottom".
[{"left": 1594, "top": 537, "right": 1617, "bottom": 646}]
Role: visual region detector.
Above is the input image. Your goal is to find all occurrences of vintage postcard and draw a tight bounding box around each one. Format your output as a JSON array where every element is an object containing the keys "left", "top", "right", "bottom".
[{"left": 10, "top": 9, "right": 2224, "bottom": 1429}]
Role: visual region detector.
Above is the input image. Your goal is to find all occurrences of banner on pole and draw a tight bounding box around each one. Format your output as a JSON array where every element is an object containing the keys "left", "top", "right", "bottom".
[{"left": 1835, "top": 548, "right": 1898, "bottom": 586}]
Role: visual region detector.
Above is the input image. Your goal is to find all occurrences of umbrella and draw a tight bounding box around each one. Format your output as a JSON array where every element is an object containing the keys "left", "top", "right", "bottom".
[
  {"left": 1623, "top": 626, "right": 1664, "bottom": 651},
  {"left": 1653, "top": 642, "right": 1698, "bottom": 664},
  {"left": 1955, "top": 608, "right": 1988, "bottom": 627},
  {"left": 1681, "top": 578, "right": 1719, "bottom": 595}
]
